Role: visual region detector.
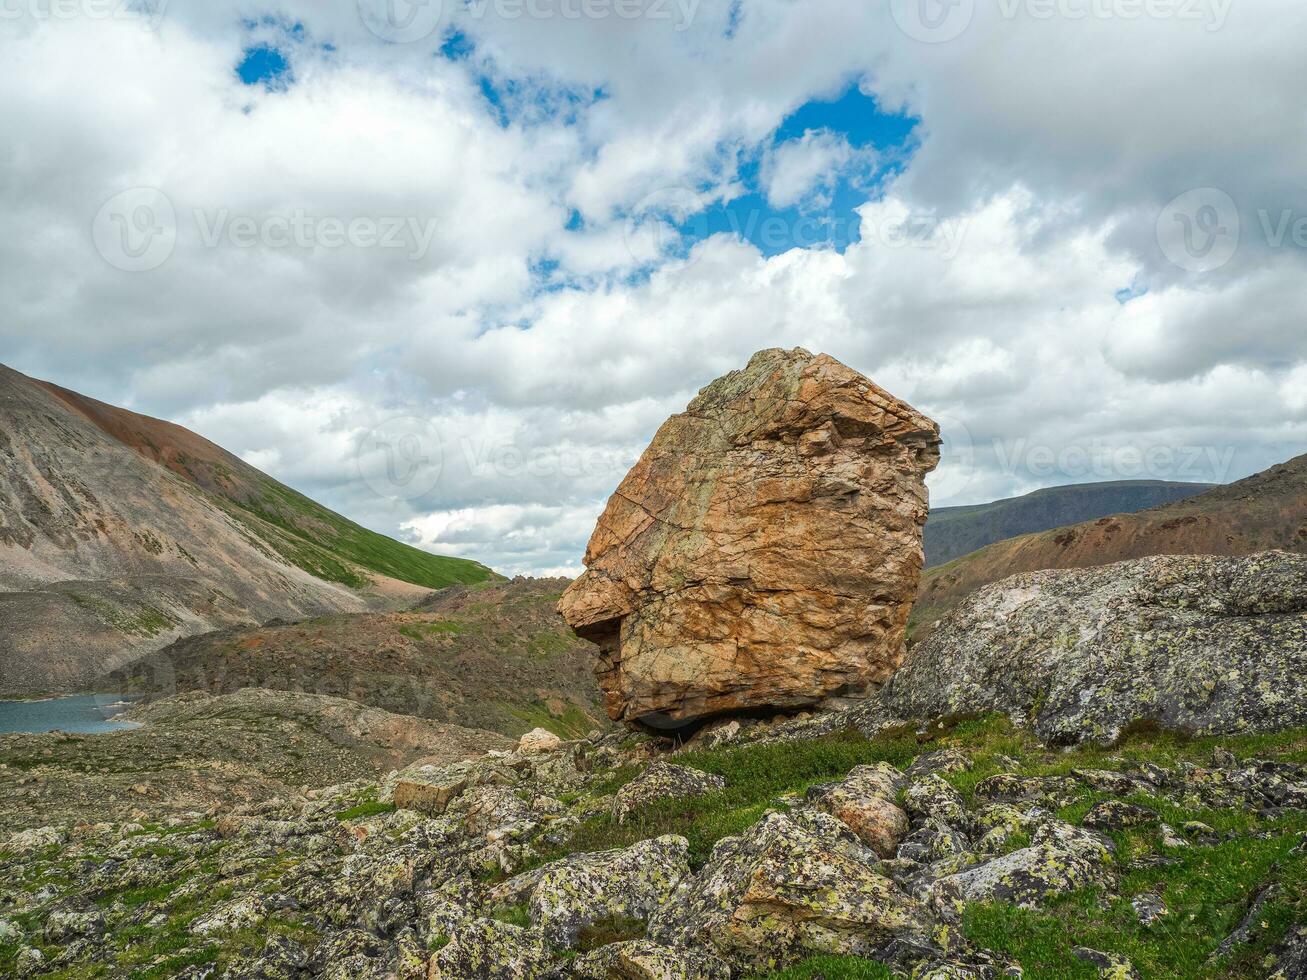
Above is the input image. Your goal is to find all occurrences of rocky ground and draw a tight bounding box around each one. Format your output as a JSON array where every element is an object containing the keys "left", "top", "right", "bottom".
[
  {"left": 3, "top": 712, "right": 1306, "bottom": 979},
  {"left": 0, "top": 689, "right": 510, "bottom": 829},
  {"left": 105, "top": 578, "right": 604, "bottom": 741}
]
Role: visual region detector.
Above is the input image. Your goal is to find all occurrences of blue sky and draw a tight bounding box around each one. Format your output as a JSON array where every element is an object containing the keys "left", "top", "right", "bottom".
[{"left": 6, "top": 1, "right": 1305, "bottom": 575}]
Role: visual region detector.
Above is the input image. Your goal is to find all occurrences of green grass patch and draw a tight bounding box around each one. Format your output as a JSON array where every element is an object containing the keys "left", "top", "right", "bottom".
[
  {"left": 398, "top": 620, "right": 468, "bottom": 642},
  {"left": 490, "top": 903, "right": 532, "bottom": 928},
  {"left": 753, "top": 955, "right": 894, "bottom": 979},
  {"left": 502, "top": 702, "right": 598, "bottom": 740},
  {"left": 334, "top": 801, "right": 396, "bottom": 822},
  {"left": 217, "top": 477, "right": 496, "bottom": 591},
  {"left": 531, "top": 726, "right": 924, "bottom": 867}
]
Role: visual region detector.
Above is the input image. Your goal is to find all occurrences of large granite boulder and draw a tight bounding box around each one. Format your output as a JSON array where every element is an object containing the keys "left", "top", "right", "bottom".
[
  {"left": 873, "top": 551, "right": 1307, "bottom": 745},
  {"left": 558, "top": 348, "right": 940, "bottom": 730}
]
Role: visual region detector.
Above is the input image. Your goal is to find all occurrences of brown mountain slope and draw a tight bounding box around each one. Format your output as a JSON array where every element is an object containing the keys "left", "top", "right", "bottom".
[
  {"left": 104, "top": 577, "right": 607, "bottom": 740},
  {"left": 914, "top": 453, "right": 1307, "bottom": 636},
  {"left": 0, "top": 364, "right": 493, "bottom": 696}
]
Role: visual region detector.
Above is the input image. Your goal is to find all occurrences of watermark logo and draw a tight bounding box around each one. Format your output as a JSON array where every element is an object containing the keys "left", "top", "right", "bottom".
[
  {"left": 193, "top": 209, "right": 439, "bottom": 260},
  {"left": 1156, "top": 187, "right": 1240, "bottom": 273},
  {"left": 358, "top": 0, "right": 445, "bottom": 43},
  {"left": 356, "top": 416, "right": 444, "bottom": 502},
  {"left": 92, "top": 188, "right": 442, "bottom": 272},
  {"left": 1, "top": 0, "right": 171, "bottom": 29},
  {"left": 92, "top": 187, "right": 177, "bottom": 273},
  {"left": 891, "top": 0, "right": 975, "bottom": 43}
]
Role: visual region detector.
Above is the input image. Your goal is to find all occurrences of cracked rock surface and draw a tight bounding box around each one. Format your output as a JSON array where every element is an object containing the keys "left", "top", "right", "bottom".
[{"left": 558, "top": 347, "right": 940, "bottom": 731}]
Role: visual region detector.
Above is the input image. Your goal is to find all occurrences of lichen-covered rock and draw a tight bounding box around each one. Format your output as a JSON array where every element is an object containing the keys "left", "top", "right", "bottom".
[
  {"left": 902, "top": 776, "right": 969, "bottom": 829},
  {"left": 460, "top": 786, "right": 538, "bottom": 839},
  {"left": 1083, "top": 801, "right": 1157, "bottom": 831},
  {"left": 873, "top": 552, "right": 1307, "bottom": 745},
  {"left": 972, "top": 774, "right": 1080, "bottom": 808},
  {"left": 808, "top": 763, "right": 910, "bottom": 858},
  {"left": 933, "top": 817, "right": 1113, "bottom": 914},
  {"left": 516, "top": 836, "right": 691, "bottom": 948},
  {"left": 6, "top": 826, "right": 65, "bottom": 854},
  {"left": 570, "top": 939, "right": 733, "bottom": 980},
  {"left": 428, "top": 919, "right": 552, "bottom": 979},
  {"left": 558, "top": 347, "right": 940, "bottom": 731},
  {"left": 651, "top": 811, "right": 932, "bottom": 971},
  {"left": 1131, "top": 894, "right": 1168, "bottom": 927},
  {"left": 393, "top": 770, "right": 469, "bottom": 816},
  {"left": 613, "top": 763, "right": 726, "bottom": 824},
  {"left": 1266, "top": 922, "right": 1307, "bottom": 980},
  {"left": 1074, "top": 947, "right": 1141, "bottom": 979},
  {"left": 905, "top": 749, "right": 973, "bottom": 780}
]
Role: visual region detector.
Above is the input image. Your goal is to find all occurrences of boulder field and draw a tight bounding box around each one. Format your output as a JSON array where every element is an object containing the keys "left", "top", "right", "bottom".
[
  {"left": 559, "top": 348, "right": 941, "bottom": 732},
  {"left": 7, "top": 709, "right": 1306, "bottom": 978}
]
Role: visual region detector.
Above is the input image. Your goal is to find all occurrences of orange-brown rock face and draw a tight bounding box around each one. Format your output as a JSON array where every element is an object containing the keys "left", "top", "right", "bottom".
[{"left": 558, "top": 348, "right": 941, "bottom": 731}]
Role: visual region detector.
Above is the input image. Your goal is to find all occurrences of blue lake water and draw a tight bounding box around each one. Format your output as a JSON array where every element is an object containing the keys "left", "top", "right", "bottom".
[{"left": 0, "top": 695, "right": 143, "bottom": 735}]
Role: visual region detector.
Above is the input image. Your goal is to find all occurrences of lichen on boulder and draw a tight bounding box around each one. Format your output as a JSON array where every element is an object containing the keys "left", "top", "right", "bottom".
[
  {"left": 650, "top": 810, "right": 933, "bottom": 971},
  {"left": 869, "top": 551, "right": 1307, "bottom": 745}
]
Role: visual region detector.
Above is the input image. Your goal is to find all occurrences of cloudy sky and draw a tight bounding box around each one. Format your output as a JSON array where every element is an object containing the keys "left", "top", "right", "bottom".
[{"left": 2, "top": 0, "right": 1305, "bottom": 576}]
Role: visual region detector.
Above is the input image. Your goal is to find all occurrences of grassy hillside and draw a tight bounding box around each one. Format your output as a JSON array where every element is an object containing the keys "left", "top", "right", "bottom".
[
  {"left": 37, "top": 377, "right": 494, "bottom": 590},
  {"left": 925, "top": 479, "right": 1212, "bottom": 568}
]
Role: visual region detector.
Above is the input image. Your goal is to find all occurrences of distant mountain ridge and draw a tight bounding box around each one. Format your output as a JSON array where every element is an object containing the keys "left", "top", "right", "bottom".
[
  {"left": 915, "top": 453, "right": 1307, "bottom": 638},
  {"left": 924, "top": 479, "right": 1213, "bottom": 568},
  {"left": 0, "top": 364, "right": 493, "bottom": 696}
]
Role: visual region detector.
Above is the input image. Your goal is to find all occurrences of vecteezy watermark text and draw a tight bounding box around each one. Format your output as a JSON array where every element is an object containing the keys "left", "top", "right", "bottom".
[
  {"left": 994, "top": 439, "right": 1236, "bottom": 483},
  {"left": 358, "top": 0, "right": 699, "bottom": 43},
  {"left": 92, "top": 188, "right": 439, "bottom": 272},
  {"left": 0, "top": 0, "right": 170, "bottom": 26},
  {"left": 892, "top": 0, "right": 1230, "bottom": 43}
]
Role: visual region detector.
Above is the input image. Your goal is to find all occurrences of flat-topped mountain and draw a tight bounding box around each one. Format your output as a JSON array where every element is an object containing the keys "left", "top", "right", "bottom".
[
  {"left": 915, "top": 453, "right": 1307, "bottom": 635},
  {"left": 0, "top": 364, "right": 493, "bottom": 696},
  {"left": 924, "top": 479, "right": 1212, "bottom": 568}
]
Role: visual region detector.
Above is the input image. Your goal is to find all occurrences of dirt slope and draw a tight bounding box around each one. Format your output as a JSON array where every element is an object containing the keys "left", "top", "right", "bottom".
[
  {"left": 0, "top": 364, "right": 493, "bottom": 695},
  {"left": 915, "top": 453, "right": 1307, "bottom": 636},
  {"left": 105, "top": 577, "right": 607, "bottom": 740}
]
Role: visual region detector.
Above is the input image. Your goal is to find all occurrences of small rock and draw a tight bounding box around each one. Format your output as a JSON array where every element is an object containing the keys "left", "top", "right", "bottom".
[
  {"left": 522, "top": 835, "right": 691, "bottom": 948},
  {"left": 1073, "top": 946, "right": 1140, "bottom": 978},
  {"left": 1083, "top": 801, "right": 1158, "bottom": 831},
  {"left": 902, "top": 775, "right": 969, "bottom": 828},
  {"left": 393, "top": 771, "right": 469, "bottom": 817},
  {"left": 904, "top": 748, "right": 973, "bottom": 779},
  {"left": 428, "top": 919, "right": 552, "bottom": 980},
  {"left": 5, "top": 826, "right": 65, "bottom": 854},
  {"left": 571, "top": 939, "right": 732, "bottom": 980},
  {"left": 518, "top": 728, "right": 564, "bottom": 755},
  {"left": 612, "top": 762, "right": 725, "bottom": 824},
  {"left": 1132, "top": 893, "right": 1168, "bottom": 927},
  {"left": 807, "top": 763, "right": 909, "bottom": 858}
]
